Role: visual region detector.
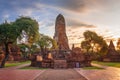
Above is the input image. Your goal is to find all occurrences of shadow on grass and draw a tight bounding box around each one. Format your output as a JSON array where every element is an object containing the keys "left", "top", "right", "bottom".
[
  {"left": 20, "top": 66, "right": 48, "bottom": 70},
  {"left": 5, "top": 61, "right": 31, "bottom": 67},
  {"left": 92, "top": 61, "right": 120, "bottom": 68},
  {"left": 82, "top": 66, "right": 104, "bottom": 70}
]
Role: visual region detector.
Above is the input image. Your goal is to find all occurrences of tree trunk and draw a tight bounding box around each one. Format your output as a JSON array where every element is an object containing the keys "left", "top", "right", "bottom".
[
  {"left": 0, "top": 43, "right": 9, "bottom": 68},
  {"left": 40, "top": 46, "right": 45, "bottom": 58}
]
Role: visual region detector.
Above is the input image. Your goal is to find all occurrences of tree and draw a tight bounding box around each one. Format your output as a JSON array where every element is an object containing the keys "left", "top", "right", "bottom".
[
  {"left": 36, "top": 34, "right": 57, "bottom": 58},
  {"left": 18, "top": 43, "right": 30, "bottom": 60},
  {"left": 81, "top": 30, "right": 108, "bottom": 57},
  {"left": 51, "top": 39, "right": 58, "bottom": 50},
  {"left": 14, "top": 16, "right": 39, "bottom": 44},
  {"left": 81, "top": 41, "right": 91, "bottom": 53},
  {"left": 117, "top": 38, "right": 120, "bottom": 50},
  {"left": 0, "top": 22, "right": 19, "bottom": 68},
  {"left": 116, "top": 38, "right": 120, "bottom": 53},
  {"left": 0, "top": 17, "right": 39, "bottom": 68}
]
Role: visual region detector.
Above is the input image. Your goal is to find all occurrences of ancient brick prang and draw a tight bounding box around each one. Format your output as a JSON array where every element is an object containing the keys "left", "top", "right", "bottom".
[{"left": 54, "top": 14, "right": 69, "bottom": 50}]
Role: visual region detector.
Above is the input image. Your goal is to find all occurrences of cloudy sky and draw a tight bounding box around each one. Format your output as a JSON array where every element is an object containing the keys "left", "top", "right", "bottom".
[{"left": 1, "top": 0, "right": 120, "bottom": 46}]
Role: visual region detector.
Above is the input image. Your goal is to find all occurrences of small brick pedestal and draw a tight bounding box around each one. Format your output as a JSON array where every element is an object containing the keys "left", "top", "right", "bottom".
[{"left": 54, "top": 60, "right": 67, "bottom": 69}]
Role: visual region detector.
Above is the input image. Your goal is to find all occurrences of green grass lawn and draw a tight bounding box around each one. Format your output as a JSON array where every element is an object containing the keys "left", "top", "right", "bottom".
[
  {"left": 20, "top": 66, "right": 48, "bottom": 70},
  {"left": 92, "top": 61, "right": 120, "bottom": 68},
  {"left": 82, "top": 66, "right": 104, "bottom": 70},
  {"left": 5, "top": 61, "right": 31, "bottom": 67}
]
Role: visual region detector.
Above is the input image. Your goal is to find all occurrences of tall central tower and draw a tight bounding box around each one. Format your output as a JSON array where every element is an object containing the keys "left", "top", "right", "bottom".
[{"left": 54, "top": 14, "right": 69, "bottom": 50}]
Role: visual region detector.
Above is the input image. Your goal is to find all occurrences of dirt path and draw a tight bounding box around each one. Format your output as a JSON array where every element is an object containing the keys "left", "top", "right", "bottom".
[{"left": 35, "top": 69, "right": 87, "bottom": 80}]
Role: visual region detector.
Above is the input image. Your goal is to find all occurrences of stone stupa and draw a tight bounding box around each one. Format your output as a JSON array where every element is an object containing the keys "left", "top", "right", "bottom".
[{"left": 53, "top": 14, "right": 69, "bottom": 50}]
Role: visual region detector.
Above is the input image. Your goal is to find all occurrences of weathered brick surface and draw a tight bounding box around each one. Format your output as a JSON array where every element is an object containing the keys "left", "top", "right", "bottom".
[
  {"left": 54, "top": 60, "right": 67, "bottom": 68},
  {"left": 54, "top": 14, "right": 69, "bottom": 50}
]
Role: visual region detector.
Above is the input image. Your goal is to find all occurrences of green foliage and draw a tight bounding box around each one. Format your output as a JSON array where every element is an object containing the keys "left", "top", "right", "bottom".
[
  {"left": 36, "top": 34, "right": 57, "bottom": 49},
  {"left": 18, "top": 44, "right": 29, "bottom": 51},
  {"left": 0, "top": 22, "right": 19, "bottom": 44},
  {"left": 117, "top": 38, "right": 120, "bottom": 51},
  {"left": 51, "top": 39, "right": 58, "bottom": 50},
  {"left": 18, "top": 44, "right": 30, "bottom": 58},
  {"left": 81, "top": 30, "right": 108, "bottom": 57},
  {"left": 81, "top": 41, "right": 91, "bottom": 53},
  {"left": 37, "top": 34, "right": 51, "bottom": 48},
  {"left": 0, "top": 16, "right": 39, "bottom": 67},
  {"left": 92, "top": 61, "right": 120, "bottom": 68},
  {"left": 83, "top": 66, "right": 104, "bottom": 70},
  {"left": 5, "top": 61, "right": 30, "bottom": 67},
  {"left": 14, "top": 16, "right": 39, "bottom": 44},
  {"left": 0, "top": 16, "right": 39, "bottom": 45},
  {"left": 30, "top": 44, "right": 38, "bottom": 53},
  {"left": 20, "top": 66, "right": 48, "bottom": 70}
]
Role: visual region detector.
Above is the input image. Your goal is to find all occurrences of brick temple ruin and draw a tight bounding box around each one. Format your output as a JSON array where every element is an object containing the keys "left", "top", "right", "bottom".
[
  {"left": 30, "top": 14, "right": 91, "bottom": 68},
  {"left": 103, "top": 40, "right": 120, "bottom": 62},
  {"left": 9, "top": 45, "right": 22, "bottom": 61},
  {"left": 0, "top": 44, "right": 22, "bottom": 62}
]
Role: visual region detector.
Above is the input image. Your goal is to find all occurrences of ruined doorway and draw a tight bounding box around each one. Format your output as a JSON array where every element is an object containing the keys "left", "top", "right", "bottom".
[{"left": 75, "top": 62, "right": 80, "bottom": 68}]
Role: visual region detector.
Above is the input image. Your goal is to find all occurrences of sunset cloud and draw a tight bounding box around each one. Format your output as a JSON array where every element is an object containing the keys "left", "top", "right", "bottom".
[
  {"left": 0, "top": 0, "right": 120, "bottom": 46},
  {"left": 67, "top": 19, "right": 96, "bottom": 28}
]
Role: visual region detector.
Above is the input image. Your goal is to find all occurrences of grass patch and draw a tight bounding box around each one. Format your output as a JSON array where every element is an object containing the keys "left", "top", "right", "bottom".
[
  {"left": 5, "top": 61, "right": 30, "bottom": 67},
  {"left": 20, "top": 66, "right": 48, "bottom": 70},
  {"left": 83, "top": 66, "right": 104, "bottom": 70},
  {"left": 92, "top": 61, "right": 120, "bottom": 68}
]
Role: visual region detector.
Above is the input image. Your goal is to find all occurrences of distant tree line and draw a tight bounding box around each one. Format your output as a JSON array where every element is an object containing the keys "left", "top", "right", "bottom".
[{"left": 81, "top": 30, "right": 120, "bottom": 60}]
